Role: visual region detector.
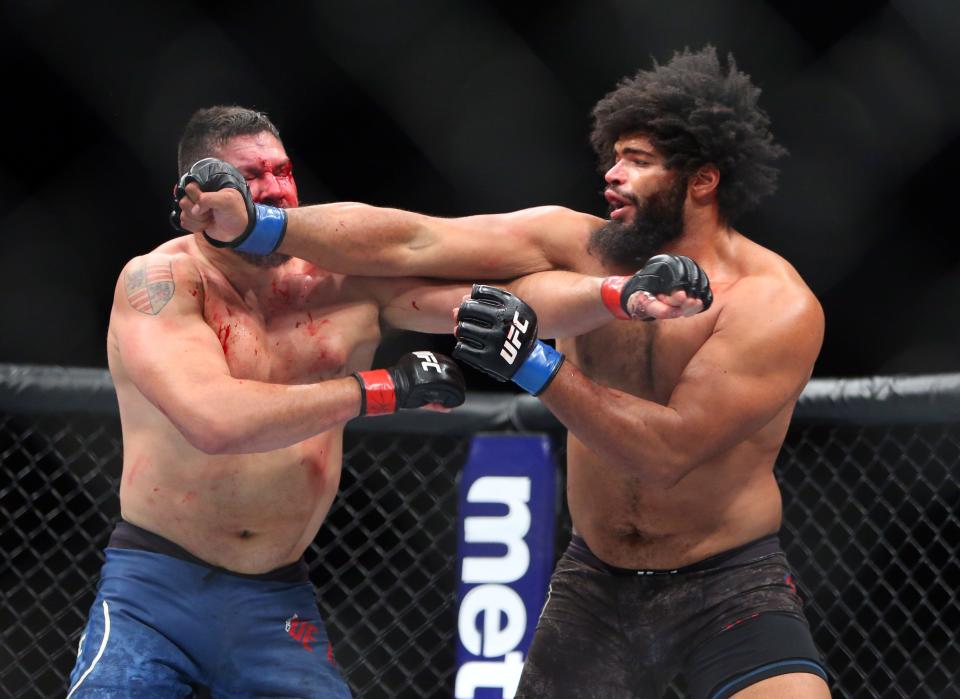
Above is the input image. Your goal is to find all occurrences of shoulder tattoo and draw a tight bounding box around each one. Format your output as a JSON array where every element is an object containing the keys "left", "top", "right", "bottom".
[{"left": 125, "top": 260, "right": 175, "bottom": 315}]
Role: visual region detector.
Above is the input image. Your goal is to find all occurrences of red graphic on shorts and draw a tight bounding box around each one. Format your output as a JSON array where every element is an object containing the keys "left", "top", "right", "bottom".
[
  {"left": 785, "top": 573, "right": 798, "bottom": 595},
  {"left": 722, "top": 612, "right": 760, "bottom": 633},
  {"left": 285, "top": 614, "right": 317, "bottom": 652}
]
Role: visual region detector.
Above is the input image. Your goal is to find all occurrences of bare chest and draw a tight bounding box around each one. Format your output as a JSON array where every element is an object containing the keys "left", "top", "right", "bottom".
[
  {"left": 560, "top": 310, "right": 718, "bottom": 403},
  {"left": 202, "top": 276, "right": 380, "bottom": 384}
]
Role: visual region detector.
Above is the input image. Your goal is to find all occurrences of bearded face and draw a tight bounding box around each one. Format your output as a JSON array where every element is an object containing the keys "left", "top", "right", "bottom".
[{"left": 588, "top": 174, "right": 688, "bottom": 270}]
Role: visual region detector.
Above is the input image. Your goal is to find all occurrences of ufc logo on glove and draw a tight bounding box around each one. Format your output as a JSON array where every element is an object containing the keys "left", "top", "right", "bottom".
[
  {"left": 500, "top": 313, "right": 530, "bottom": 365},
  {"left": 454, "top": 286, "right": 563, "bottom": 397},
  {"left": 414, "top": 351, "right": 443, "bottom": 372}
]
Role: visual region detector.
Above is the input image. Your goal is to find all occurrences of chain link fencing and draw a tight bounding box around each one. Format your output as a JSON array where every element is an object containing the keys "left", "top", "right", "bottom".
[{"left": 1, "top": 366, "right": 958, "bottom": 698}]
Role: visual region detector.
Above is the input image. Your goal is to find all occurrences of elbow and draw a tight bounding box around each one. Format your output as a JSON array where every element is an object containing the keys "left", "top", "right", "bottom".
[
  {"left": 645, "top": 444, "right": 700, "bottom": 490},
  {"left": 632, "top": 459, "right": 687, "bottom": 491},
  {"left": 651, "top": 414, "right": 714, "bottom": 489},
  {"left": 147, "top": 378, "right": 252, "bottom": 454},
  {"left": 657, "top": 461, "right": 696, "bottom": 490},
  {"left": 170, "top": 408, "right": 240, "bottom": 455},
  {"left": 179, "top": 420, "right": 234, "bottom": 455},
  {"left": 609, "top": 448, "right": 685, "bottom": 490},
  {"left": 657, "top": 445, "right": 719, "bottom": 490},
  {"left": 187, "top": 431, "right": 231, "bottom": 455}
]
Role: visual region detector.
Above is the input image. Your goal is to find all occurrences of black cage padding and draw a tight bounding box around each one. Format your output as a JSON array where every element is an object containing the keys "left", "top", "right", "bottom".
[{"left": 6, "top": 364, "right": 960, "bottom": 426}]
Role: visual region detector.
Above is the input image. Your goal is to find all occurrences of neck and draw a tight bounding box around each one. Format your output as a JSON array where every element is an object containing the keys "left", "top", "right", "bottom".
[
  {"left": 191, "top": 234, "right": 285, "bottom": 296},
  {"left": 660, "top": 204, "right": 734, "bottom": 274}
]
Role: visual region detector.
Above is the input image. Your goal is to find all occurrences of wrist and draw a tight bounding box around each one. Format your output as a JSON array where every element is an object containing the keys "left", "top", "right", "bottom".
[
  {"left": 352, "top": 369, "right": 397, "bottom": 416},
  {"left": 600, "top": 276, "right": 631, "bottom": 320},
  {"left": 512, "top": 341, "right": 564, "bottom": 396},
  {"left": 234, "top": 204, "right": 287, "bottom": 255}
]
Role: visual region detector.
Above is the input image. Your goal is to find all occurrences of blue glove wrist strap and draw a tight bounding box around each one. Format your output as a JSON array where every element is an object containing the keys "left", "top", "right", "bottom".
[
  {"left": 235, "top": 204, "right": 287, "bottom": 255},
  {"left": 513, "top": 341, "right": 565, "bottom": 396}
]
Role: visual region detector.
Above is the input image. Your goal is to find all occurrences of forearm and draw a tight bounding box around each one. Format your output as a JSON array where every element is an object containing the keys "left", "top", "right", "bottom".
[
  {"left": 163, "top": 374, "right": 361, "bottom": 454},
  {"left": 282, "top": 203, "right": 546, "bottom": 279},
  {"left": 282, "top": 203, "right": 422, "bottom": 276},
  {"left": 180, "top": 162, "right": 571, "bottom": 278},
  {"left": 537, "top": 362, "right": 689, "bottom": 488},
  {"left": 503, "top": 273, "right": 612, "bottom": 338}
]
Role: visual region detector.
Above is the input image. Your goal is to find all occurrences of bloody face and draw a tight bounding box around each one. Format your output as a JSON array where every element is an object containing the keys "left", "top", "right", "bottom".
[
  {"left": 217, "top": 132, "right": 299, "bottom": 267},
  {"left": 217, "top": 132, "right": 299, "bottom": 208}
]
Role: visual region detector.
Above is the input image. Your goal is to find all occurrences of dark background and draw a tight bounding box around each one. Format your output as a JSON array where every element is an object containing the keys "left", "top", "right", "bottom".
[{"left": 2, "top": 0, "right": 959, "bottom": 379}]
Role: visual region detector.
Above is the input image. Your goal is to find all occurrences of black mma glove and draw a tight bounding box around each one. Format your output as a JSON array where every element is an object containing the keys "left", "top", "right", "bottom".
[
  {"left": 453, "top": 285, "right": 564, "bottom": 396},
  {"left": 352, "top": 351, "right": 465, "bottom": 416},
  {"left": 600, "top": 254, "right": 713, "bottom": 319},
  {"left": 169, "top": 158, "right": 287, "bottom": 255}
]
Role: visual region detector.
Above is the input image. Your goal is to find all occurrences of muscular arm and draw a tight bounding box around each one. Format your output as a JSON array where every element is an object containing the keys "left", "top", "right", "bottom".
[
  {"left": 113, "top": 254, "right": 362, "bottom": 454},
  {"left": 282, "top": 204, "right": 573, "bottom": 278},
  {"left": 284, "top": 202, "right": 605, "bottom": 278},
  {"left": 367, "top": 272, "right": 612, "bottom": 338},
  {"left": 538, "top": 280, "right": 824, "bottom": 488},
  {"left": 372, "top": 262, "right": 704, "bottom": 338},
  {"left": 181, "top": 182, "right": 599, "bottom": 278}
]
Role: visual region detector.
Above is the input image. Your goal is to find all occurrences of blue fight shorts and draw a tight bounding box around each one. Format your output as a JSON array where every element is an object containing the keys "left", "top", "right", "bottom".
[{"left": 67, "top": 521, "right": 352, "bottom": 698}]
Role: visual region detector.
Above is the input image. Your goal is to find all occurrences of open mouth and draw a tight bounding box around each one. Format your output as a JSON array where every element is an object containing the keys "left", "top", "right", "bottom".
[{"left": 604, "top": 190, "right": 634, "bottom": 220}]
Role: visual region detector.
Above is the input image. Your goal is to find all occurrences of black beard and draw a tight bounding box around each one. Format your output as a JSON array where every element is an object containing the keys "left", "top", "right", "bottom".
[
  {"left": 231, "top": 250, "right": 291, "bottom": 268},
  {"left": 588, "top": 177, "right": 687, "bottom": 270}
]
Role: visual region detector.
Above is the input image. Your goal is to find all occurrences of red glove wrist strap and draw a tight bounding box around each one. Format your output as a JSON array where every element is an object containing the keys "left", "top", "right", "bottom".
[
  {"left": 600, "top": 276, "right": 631, "bottom": 320},
  {"left": 355, "top": 369, "right": 397, "bottom": 416}
]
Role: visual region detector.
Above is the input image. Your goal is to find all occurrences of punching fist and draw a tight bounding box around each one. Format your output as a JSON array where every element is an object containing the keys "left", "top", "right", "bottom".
[
  {"left": 170, "top": 158, "right": 287, "bottom": 255},
  {"left": 600, "top": 254, "right": 713, "bottom": 320},
  {"left": 453, "top": 285, "right": 564, "bottom": 396},
  {"left": 353, "top": 351, "right": 466, "bottom": 416}
]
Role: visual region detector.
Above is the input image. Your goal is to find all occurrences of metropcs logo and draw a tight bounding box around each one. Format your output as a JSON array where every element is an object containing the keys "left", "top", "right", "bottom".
[
  {"left": 456, "top": 476, "right": 530, "bottom": 697},
  {"left": 455, "top": 436, "right": 555, "bottom": 699}
]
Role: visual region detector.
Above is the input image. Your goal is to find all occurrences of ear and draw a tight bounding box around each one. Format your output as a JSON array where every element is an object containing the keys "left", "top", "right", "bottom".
[{"left": 688, "top": 164, "right": 720, "bottom": 202}]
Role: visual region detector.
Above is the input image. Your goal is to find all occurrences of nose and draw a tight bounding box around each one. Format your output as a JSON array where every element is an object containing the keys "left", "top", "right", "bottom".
[
  {"left": 604, "top": 159, "right": 626, "bottom": 186},
  {"left": 255, "top": 172, "right": 283, "bottom": 205}
]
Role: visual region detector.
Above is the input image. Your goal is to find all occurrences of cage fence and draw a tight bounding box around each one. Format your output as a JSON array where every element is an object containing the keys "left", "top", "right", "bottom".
[{"left": 1, "top": 366, "right": 958, "bottom": 698}]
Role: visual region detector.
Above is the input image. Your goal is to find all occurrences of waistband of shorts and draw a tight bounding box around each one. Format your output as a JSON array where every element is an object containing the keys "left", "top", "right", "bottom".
[
  {"left": 108, "top": 520, "right": 310, "bottom": 584},
  {"left": 566, "top": 532, "right": 782, "bottom": 576}
]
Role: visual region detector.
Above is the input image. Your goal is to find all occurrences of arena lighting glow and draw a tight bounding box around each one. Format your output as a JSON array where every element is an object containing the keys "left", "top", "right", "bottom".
[{"left": 455, "top": 435, "right": 556, "bottom": 699}]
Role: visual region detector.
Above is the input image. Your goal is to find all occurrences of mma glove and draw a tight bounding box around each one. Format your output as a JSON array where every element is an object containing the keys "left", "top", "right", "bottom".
[
  {"left": 353, "top": 351, "right": 466, "bottom": 416},
  {"left": 169, "top": 158, "right": 287, "bottom": 255},
  {"left": 453, "top": 285, "right": 564, "bottom": 396},
  {"left": 600, "top": 254, "right": 713, "bottom": 320}
]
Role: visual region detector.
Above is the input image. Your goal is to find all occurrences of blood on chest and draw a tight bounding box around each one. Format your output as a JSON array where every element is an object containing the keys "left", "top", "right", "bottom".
[
  {"left": 268, "top": 320, "right": 351, "bottom": 382},
  {"left": 204, "top": 301, "right": 352, "bottom": 384}
]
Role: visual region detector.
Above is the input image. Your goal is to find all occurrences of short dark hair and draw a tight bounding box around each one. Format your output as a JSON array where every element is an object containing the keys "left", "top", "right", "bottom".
[
  {"left": 177, "top": 106, "right": 282, "bottom": 173},
  {"left": 590, "top": 46, "right": 786, "bottom": 223}
]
